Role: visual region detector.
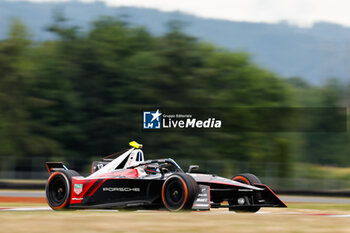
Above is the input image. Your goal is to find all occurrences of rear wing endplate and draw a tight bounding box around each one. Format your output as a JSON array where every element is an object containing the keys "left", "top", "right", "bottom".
[{"left": 45, "top": 162, "right": 68, "bottom": 174}]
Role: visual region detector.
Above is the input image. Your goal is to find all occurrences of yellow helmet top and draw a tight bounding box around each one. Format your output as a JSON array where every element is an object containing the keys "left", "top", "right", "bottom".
[{"left": 129, "top": 141, "right": 143, "bottom": 149}]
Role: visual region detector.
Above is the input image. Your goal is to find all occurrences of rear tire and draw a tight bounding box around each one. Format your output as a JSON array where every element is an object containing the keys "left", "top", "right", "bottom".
[
  {"left": 46, "top": 170, "right": 80, "bottom": 211},
  {"left": 161, "top": 173, "right": 197, "bottom": 211},
  {"left": 229, "top": 173, "right": 262, "bottom": 213}
]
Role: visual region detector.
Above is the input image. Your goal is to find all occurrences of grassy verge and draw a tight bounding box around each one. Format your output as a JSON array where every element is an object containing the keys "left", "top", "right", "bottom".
[
  {"left": 287, "top": 203, "right": 350, "bottom": 211},
  {"left": 0, "top": 179, "right": 46, "bottom": 184}
]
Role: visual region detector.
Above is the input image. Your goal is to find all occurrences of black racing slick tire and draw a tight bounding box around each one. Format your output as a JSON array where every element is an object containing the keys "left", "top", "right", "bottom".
[
  {"left": 161, "top": 173, "right": 198, "bottom": 211},
  {"left": 229, "top": 173, "right": 262, "bottom": 213},
  {"left": 231, "top": 173, "right": 262, "bottom": 186},
  {"left": 46, "top": 170, "right": 80, "bottom": 211}
]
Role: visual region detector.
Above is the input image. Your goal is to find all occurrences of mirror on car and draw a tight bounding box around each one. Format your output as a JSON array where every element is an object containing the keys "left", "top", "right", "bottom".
[
  {"left": 159, "top": 167, "right": 169, "bottom": 175},
  {"left": 188, "top": 165, "right": 199, "bottom": 173}
]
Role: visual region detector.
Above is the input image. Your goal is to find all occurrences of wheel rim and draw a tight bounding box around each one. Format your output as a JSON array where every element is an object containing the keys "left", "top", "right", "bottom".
[
  {"left": 165, "top": 179, "right": 185, "bottom": 209},
  {"left": 48, "top": 175, "right": 68, "bottom": 206}
]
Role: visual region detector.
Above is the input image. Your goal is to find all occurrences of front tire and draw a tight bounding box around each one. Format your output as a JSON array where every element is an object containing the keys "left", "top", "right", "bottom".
[
  {"left": 46, "top": 170, "right": 79, "bottom": 210},
  {"left": 229, "top": 173, "right": 262, "bottom": 213},
  {"left": 232, "top": 173, "right": 261, "bottom": 185},
  {"left": 161, "top": 173, "right": 197, "bottom": 211}
]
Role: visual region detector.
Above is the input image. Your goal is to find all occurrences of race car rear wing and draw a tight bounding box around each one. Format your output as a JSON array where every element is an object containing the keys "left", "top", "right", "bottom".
[{"left": 45, "top": 162, "right": 68, "bottom": 174}]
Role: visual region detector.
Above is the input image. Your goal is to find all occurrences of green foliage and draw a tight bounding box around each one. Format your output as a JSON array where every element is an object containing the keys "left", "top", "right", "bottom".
[
  {"left": 0, "top": 19, "right": 61, "bottom": 158},
  {"left": 0, "top": 17, "right": 349, "bottom": 175}
]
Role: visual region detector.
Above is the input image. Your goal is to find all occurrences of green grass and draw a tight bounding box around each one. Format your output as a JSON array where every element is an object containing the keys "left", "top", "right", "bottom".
[
  {"left": 0, "top": 179, "right": 46, "bottom": 184},
  {"left": 293, "top": 164, "right": 350, "bottom": 180},
  {"left": 287, "top": 203, "right": 350, "bottom": 211}
]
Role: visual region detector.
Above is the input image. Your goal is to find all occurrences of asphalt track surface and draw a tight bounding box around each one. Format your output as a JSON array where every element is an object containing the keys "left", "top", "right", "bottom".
[{"left": 1, "top": 191, "right": 350, "bottom": 203}]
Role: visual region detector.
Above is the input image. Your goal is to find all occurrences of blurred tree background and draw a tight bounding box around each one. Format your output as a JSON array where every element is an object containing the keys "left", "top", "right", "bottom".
[{"left": 0, "top": 16, "right": 349, "bottom": 178}]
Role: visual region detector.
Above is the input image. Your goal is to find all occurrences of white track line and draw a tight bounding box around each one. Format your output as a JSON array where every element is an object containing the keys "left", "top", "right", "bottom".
[{"left": 329, "top": 214, "right": 350, "bottom": 218}]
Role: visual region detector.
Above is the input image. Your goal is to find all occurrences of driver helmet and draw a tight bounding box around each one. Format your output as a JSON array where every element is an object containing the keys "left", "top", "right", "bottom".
[{"left": 144, "top": 163, "right": 159, "bottom": 175}]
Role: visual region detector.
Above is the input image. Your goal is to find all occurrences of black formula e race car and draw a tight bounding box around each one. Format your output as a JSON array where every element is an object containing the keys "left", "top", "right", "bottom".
[{"left": 45, "top": 141, "right": 286, "bottom": 212}]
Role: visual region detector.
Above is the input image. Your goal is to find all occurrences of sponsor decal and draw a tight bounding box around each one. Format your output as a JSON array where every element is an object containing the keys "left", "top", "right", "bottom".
[
  {"left": 103, "top": 187, "right": 141, "bottom": 192},
  {"left": 195, "top": 198, "right": 208, "bottom": 202},
  {"left": 192, "top": 185, "right": 210, "bottom": 210},
  {"left": 238, "top": 189, "right": 253, "bottom": 192},
  {"left": 74, "top": 184, "right": 83, "bottom": 195}
]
